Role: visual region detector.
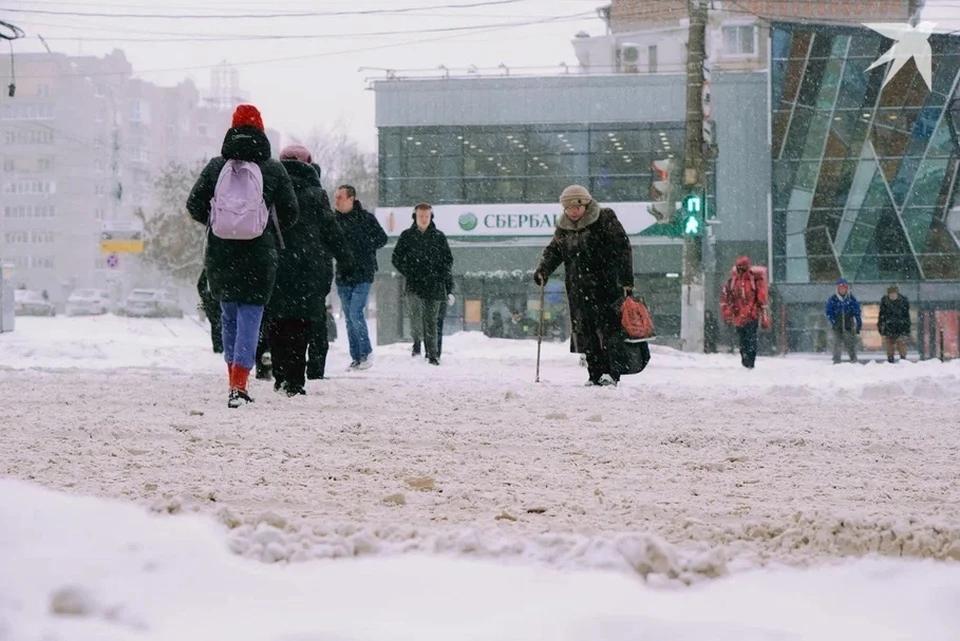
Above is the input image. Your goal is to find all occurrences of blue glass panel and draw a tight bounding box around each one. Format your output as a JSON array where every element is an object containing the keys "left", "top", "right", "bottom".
[
  {"left": 772, "top": 27, "right": 793, "bottom": 60},
  {"left": 816, "top": 59, "right": 845, "bottom": 110},
  {"left": 890, "top": 156, "right": 920, "bottom": 207},
  {"left": 772, "top": 59, "right": 787, "bottom": 106}
]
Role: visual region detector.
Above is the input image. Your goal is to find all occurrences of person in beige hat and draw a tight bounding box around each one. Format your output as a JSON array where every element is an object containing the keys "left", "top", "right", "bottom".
[{"left": 534, "top": 185, "right": 634, "bottom": 386}]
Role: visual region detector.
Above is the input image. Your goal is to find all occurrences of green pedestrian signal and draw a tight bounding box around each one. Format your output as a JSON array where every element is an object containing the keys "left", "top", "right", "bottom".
[
  {"left": 680, "top": 192, "right": 704, "bottom": 236},
  {"left": 682, "top": 193, "right": 702, "bottom": 215}
]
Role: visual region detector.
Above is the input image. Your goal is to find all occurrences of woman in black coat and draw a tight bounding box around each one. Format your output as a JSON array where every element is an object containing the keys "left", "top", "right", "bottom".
[
  {"left": 186, "top": 105, "right": 299, "bottom": 407},
  {"left": 269, "top": 146, "right": 354, "bottom": 395},
  {"left": 534, "top": 185, "right": 633, "bottom": 386},
  {"left": 878, "top": 284, "right": 911, "bottom": 363},
  {"left": 306, "top": 163, "right": 340, "bottom": 380}
]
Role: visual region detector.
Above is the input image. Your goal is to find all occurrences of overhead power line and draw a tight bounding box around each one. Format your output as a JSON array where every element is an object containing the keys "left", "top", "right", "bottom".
[
  {"left": 2, "top": 0, "right": 532, "bottom": 20},
  {"left": 13, "top": 11, "right": 602, "bottom": 78},
  {"left": 32, "top": 13, "right": 595, "bottom": 43}
]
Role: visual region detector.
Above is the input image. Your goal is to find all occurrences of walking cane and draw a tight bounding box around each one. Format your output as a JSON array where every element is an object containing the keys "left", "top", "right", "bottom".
[{"left": 535, "top": 281, "right": 546, "bottom": 383}]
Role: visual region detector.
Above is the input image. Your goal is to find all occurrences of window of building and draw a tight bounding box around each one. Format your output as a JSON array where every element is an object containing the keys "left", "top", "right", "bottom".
[
  {"left": 378, "top": 123, "right": 686, "bottom": 207},
  {"left": 1, "top": 104, "right": 55, "bottom": 120},
  {"left": 4, "top": 129, "right": 55, "bottom": 145},
  {"left": 38, "top": 158, "right": 52, "bottom": 171},
  {"left": 31, "top": 232, "right": 55, "bottom": 244},
  {"left": 130, "top": 99, "right": 150, "bottom": 124},
  {"left": 96, "top": 107, "right": 106, "bottom": 123},
  {"left": 2, "top": 158, "right": 14, "bottom": 172},
  {"left": 31, "top": 256, "right": 55, "bottom": 269},
  {"left": 37, "top": 84, "right": 50, "bottom": 97},
  {"left": 2, "top": 181, "right": 55, "bottom": 194},
  {"left": 5, "top": 232, "right": 28, "bottom": 244},
  {"left": 95, "top": 184, "right": 105, "bottom": 196},
  {"left": 722, "top": 25, "right": 757, "bottom": 56},
  {"left": 648, "top": 45, "right": 658, "bottom": 73}
]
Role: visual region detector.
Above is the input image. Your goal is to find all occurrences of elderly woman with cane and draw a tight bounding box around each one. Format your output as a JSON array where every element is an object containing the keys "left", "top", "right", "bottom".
[{"left": 533, "top": 185, "right": 634, "bottom": 387}]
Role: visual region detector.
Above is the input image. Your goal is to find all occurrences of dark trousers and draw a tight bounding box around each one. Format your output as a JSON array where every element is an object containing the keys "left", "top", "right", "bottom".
[
  {"left": 255, "top": 314, "right": 272, "bottom": 379},
  {"left": 832, "top": 327, "right": 858, "bottom": 363},
  {"left": 269, "top": 318, "right": 311, "bottom": 390},
  {"left": 307, "top": 322, "right": 330, "bottom": 379},
  {"left": 437, "top": 305, "right": 446, "bottom": 357},
  {"left": 584, "top": 328, "right": 616, "bottom": 383},
  {"left": 736, "top": 320, "right": 759, "bottom": 369},
  {"left": 417, "top": 304, "right": 448, "bottom": 356},
  {"left": 209, "top": 307, "right": 223, "bottom": 353},
  {"left": 408, "top": 294, "right": 443, "bottom": 360}
]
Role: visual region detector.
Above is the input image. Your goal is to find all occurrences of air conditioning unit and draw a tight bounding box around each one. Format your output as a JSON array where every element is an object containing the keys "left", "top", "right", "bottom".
[{"left": 618, "top": 45, "right": 640, "bottom": 73}]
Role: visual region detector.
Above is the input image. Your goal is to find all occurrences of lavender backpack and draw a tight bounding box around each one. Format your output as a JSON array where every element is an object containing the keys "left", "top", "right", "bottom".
[{"left": 209, "top": 159, "right": 284, "bottom": 248}]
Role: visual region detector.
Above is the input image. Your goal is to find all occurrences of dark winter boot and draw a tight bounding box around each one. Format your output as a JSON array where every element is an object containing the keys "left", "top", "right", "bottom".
[
  {"left": 412, "top": 341, "right": 421, "bottom": 357},
  {"left": 228, "top": 389, "right": 254, "bottom": 409}
]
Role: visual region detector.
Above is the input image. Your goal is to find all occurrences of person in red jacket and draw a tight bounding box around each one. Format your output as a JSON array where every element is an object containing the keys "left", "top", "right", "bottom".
[{"left": 720, "top": 256, "right": 768, "bottom": 369}]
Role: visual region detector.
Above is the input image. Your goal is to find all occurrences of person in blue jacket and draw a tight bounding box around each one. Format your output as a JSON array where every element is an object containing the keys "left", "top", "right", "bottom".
[{"left": 825, "top": 278, "right": 862, "bottom": 364}]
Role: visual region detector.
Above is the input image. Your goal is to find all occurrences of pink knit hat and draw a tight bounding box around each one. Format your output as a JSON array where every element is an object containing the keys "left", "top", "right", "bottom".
[{"left": 279, "top": 144, "right": 312, "bottom": 163}]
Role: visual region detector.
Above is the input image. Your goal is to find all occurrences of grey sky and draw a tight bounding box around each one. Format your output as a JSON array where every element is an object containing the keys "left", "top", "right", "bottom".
[
  {"left": 8, "top": 0, "right": 959, "bottom": 152},
  {"left": 7, "top": 0, "right": 607, "bottom": 150}
]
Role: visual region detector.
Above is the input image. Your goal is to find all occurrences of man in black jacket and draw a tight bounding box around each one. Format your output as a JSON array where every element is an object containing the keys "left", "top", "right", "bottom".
[
  {"left": 879, "top": 284, "right": 911, "bottom": 363},
  {"left": 391, "top": 203, "right": 453, "bottom": 365},
  {"left": 334, "top": 184, "right": 388, "bottom": 370}
]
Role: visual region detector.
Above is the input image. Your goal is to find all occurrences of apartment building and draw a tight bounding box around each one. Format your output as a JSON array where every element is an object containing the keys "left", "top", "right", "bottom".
[
  {"left": 0, "top": 50, "right": 276, "bottom": 301},
  {"left": 575, "top": 0, "right": 924, "bottom": 75}
]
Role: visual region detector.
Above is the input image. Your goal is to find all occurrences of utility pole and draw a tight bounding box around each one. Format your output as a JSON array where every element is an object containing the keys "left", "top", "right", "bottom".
[{"left": 680, "top": 0, "right": 709, "bottom": 353}]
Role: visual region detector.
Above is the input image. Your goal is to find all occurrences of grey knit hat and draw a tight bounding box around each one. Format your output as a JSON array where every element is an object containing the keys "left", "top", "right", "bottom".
[{"left": 560, "top": 184, "right": 592, "bottom": 209}]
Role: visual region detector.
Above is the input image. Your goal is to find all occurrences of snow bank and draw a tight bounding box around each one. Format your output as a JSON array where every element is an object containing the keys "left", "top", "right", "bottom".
[{"left": 3, "top": 480, "right": 960, "bottom": 641}]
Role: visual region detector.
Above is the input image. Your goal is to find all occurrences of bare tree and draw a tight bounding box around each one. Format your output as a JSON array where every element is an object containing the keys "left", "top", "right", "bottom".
[
  {"left": 293, "top": 117, "right": 378, "bottom": 208},
  {"left": 135, "top": 160, "right": 207, "bottom": 284}
]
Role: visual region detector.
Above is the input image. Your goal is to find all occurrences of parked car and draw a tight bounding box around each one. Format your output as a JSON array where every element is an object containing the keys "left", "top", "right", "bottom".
[
  {"left": 14, "top": 289, "right": 56, "bottom": 316},
  {"left": 66, "top": 289, "right": 111, "bottom": 316},
  {"left": 118, "top": 289, "right": 183, "bottom": 318}
]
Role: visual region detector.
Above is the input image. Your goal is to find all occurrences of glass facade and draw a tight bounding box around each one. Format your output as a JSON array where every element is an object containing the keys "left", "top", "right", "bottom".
[
  {"left": 378, "top": 123, "right": 687, "bottom": 207},
  {"left": 771, "top": 23, "right": 960, "bottom": 283}
]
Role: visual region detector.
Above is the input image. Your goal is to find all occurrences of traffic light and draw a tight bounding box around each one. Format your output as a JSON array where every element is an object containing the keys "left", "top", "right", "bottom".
[
  {"left": 680, "top": 191, "right": 704, "bottom": 236},
  {"left": 647, "top": 159, "right": 677, "bottom": 223}
]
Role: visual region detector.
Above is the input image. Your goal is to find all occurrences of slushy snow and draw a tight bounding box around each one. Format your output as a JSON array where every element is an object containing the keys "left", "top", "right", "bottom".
[
  {"left": 3, "top": 479, "right": 960, "bottom": 641},
  {"left": 2, "top": 315, "right": 960, "bottom": 638}
]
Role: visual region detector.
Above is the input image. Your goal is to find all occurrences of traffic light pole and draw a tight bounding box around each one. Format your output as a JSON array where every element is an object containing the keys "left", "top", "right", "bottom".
[{"left": 680, "top": 0, "right": 709, "bottom": 353}]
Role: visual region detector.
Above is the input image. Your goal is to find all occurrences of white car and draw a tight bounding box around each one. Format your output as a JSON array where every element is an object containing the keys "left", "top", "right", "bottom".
[
  {"left": 119, "top": 289, "right": 183, "bottom": 318},
  {"left": 14, "top": 289, "right": 56, "bottom": 316},
  {"left": 66, "top": 289, "right": 111, "bottom": 316}
]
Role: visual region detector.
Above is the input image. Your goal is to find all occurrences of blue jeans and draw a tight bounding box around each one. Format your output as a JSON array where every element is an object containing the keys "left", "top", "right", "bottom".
[
  {"left": 221, "top": 302, "right": 265, "bottom": 370},
  {"left": 337, "top": 282, "right": 372, "bottom": 362}
]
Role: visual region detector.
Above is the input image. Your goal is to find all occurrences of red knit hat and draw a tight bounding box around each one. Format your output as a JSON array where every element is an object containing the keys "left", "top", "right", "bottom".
[{"left": 231, "top": 104, "right": 264, "bottom": 131}]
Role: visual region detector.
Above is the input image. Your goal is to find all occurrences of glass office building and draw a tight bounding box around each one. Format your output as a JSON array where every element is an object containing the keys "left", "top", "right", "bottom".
[
  {"left": 771, "top": 22, "right": 960, "bottom": 285},
  {"left": 378, "top": 122, "right": 687, "bottom": 209}
]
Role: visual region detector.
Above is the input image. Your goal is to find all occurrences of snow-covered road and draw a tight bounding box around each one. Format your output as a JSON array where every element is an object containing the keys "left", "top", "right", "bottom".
[{"left": 3, "top": 315, "right": 959, "bottom": 577}]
